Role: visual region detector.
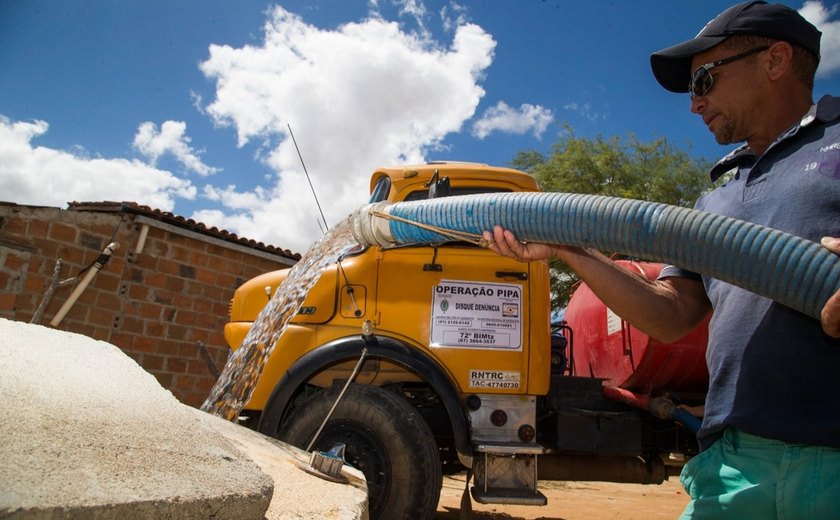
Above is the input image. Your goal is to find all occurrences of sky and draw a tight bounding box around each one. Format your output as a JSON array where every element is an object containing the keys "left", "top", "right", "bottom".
[{"left": 2, "top": 1, "right": 839, "bottom": 254}]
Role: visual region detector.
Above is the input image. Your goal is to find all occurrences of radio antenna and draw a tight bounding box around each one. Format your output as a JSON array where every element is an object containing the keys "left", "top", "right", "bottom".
[{"left": 288, "top": 124, "right": 329, "bottom": 232}]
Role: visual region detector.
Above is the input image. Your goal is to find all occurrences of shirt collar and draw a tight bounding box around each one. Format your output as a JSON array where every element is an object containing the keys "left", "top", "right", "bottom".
[{"left": 707, "top": 94, "right": 840, "bottom": 182}]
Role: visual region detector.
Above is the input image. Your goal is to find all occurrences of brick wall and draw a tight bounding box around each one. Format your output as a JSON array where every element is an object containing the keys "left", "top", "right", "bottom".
[{"left": 0, "top": 203, "right": 298, "bottom": 407}]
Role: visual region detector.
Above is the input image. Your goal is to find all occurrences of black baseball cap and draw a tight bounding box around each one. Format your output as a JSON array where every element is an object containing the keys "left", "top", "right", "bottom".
[{"left": 650, "top": 1, "right": 821, "bottom": 93}]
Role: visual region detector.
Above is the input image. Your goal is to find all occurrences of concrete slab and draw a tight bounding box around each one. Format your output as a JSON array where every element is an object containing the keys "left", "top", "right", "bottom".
[
  {"left": 0, "top": 318, "right": 367, "bottom": 520},
  {"left": 200, "top": 411, "right": 369, "bottom": 520}
]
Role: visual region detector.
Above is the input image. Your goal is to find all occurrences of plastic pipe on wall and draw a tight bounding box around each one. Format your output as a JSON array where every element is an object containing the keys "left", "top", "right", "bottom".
[{"left": 50, "top": 243, "right": 119, "bottom": 327}]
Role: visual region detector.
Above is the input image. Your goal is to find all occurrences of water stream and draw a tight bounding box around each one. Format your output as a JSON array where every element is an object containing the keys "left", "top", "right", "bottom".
[{"left": 201, "top": 217, "right": 362, "bottom": 421}]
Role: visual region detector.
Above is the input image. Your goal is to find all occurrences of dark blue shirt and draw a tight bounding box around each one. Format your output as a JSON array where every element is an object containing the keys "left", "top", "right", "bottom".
[{"left": 661, "top": 95, "right": 840, "bottom": 450}]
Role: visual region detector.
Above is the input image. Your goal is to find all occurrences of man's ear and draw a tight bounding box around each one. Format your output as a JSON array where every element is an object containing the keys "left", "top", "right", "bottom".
[{"left": 765, "top": 41, "right": 794, "bottom": 81}]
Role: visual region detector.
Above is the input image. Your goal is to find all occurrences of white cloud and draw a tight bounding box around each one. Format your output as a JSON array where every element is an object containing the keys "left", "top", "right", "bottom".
[
  {"left": 800, "top": 1, "right": 840, "bottom": 76},
  {"left": 563, "top": 102, "right": 607, "bottom": 122},
  {"left": 133, "top": 120, "right": 220, "bottom": 176},
  {"left": 197, "top": 5, "right": 496, "bottom": 252},
  {"left": 0, "top": 116, "right": 196, "bottom": 210},
  {"left": 441, "top": 3, "right": 469, "bottom": 33},
  {"left": 471, "top": 101, "right": 554, "bottom": 139}
]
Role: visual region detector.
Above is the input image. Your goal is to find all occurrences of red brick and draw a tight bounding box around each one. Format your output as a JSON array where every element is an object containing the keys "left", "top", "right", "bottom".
[
  {"left": 129, "top": 284, "right": 149, "bottom": 300},
  {"left": 213, "top": 302, "right": 230, "bottom": 318},
  {"left": 203, "top": 285, "right": 224, "bottom": 300},
  {"left": 157, "top": 258, "right": 179, "bottom": 276},
  {"left": 0, "top": 271, "right": 11, "bottom": 289},
  {"left": 24, "top": 274, "right": 48, "bottom": 292},
  {"left": 121, "top": 317, "right": 144, "bottom": 334},
  {"left": 196, "top": 268, "right": 216, "bottom": 284},
  {"left": 95, "top": 272, "right": 120, "bottom": 292},
  {"left": 87, "top": 307, "right": 117, "bottom": 327},
  {"left": 76, "top": 289, "right": 97, "bottom": 306},
  {"left": 49, "top": 223, "right": 78, "bottom": 243},
  {"left": 191, "top": 328, "right": 211, "bottom": 344},
  {"left": 194, "top": 376, "right": 215, "bottom": 393},
  {"left": 174, "top": 310, "right": 197, "bottom": 326},
  {"left": 0, "top": 293, "right": 17, "bottom": 311},
  {"left": 96, "top": 291, "right": 122, "bottom": 310},
  {"left": 109, "top": 333, "right": 134, "bottom": 349},
  {"left": 57, "top": 246, "right": 84, "bottom": 265},
  {"left": 144, "top": 320, "right": 166, "bottom": 337},
  {"left": 194, "top": 299, "right": 214, "bottom": 314},
  {"left": 180, "top": 392, "right": 206, "bottom": 408},
  {"left": 155, "top": 339, "right": 181, "bottom": 357},
  {"left": 170, "top": 245, "right": 191, "bottom": 263},
  {"left": 4, "top": 252, "right": 27, "bottom": 271},
  {"left": 88, "top": 327, "right": 111, "bottom": 342},
  {"left": 162, "top": 308, "right": 177, "bottom": 323},
  {"left": 132, "top": 336, "right": 157, "bottom": 353},
  {"left": 27, "top": 219, "right": 49, "bottom": 238},
  {"left": 174, "top": 375, "right": 197, "bottom": 391},
  {"left": 2, "top": 216, "right": 26, "bottom": 234},
  {"left": 172, "top": 293, "right": 192, "bottom": 308},
  {"left": 166, "top": 357, "right": 188, "bottom": 373},
  {"left": 139, "top": 302, "right": 161, "bottom": 320},
  {"left": 187, "top": 359, "right": 210, "bottom": 375},
  {"left": 153, "top": 372, "right": 173, "bottom": 389},
  {"left": 134, "top": 254, "right": 157, "bottom": 270},
  {"left": 188, "top": 250, "right": 208, "bottom": 267},
  {"left": 206, "top": 255, "right": 226, "bottom": 272},
  {"left": 216, "top": 272, "right": 236, "bottom": 289},
  {"left": 145, "top": 273, "right": 166, "bottom": 288},
  {"left": 191, "top": 240, "right": 209, "bottom": 254},
  {"left": 142, "top": 354, "right": 165, "bottom": 371},
  {"left": 145, "top": 236, "right": 169, "bottom": 255},
  {"left": 196, "top": 313, "right": 220, "bottom": 330}
]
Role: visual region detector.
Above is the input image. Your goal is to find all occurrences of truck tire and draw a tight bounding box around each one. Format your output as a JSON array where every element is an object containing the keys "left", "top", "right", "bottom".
[{"left": 279, "top": 383, "right": 443, "bottom": 520}]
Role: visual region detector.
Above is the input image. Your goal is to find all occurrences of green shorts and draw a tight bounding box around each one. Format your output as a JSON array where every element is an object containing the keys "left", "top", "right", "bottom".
[{"left": 679, "top": 428, "right": 840, "bottom": 519}]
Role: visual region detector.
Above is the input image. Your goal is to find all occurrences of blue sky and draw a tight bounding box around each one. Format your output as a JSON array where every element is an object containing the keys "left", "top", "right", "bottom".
[{"left": 2, "top": 0, "right": 839, "bottom": 253}]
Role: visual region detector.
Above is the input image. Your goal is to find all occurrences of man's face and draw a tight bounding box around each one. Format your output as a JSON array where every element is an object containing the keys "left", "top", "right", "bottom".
[{"left": 689, "top": 45, "right": 765, "bottom": 146}]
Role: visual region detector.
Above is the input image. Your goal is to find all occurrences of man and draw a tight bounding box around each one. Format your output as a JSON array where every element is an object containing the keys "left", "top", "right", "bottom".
[{"left": 485, "top": 2, "right": 840, "bottom": 518}]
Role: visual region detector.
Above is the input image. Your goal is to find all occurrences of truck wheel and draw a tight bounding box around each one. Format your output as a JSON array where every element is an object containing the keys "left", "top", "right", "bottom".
[{"left": 279, "top": 383, "right": 443, "bottom": 520}]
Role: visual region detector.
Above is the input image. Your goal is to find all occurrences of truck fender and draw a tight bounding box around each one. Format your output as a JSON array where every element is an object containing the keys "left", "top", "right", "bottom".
[{"left": 257, "top": 334, "right": 473, "bottom": 458}]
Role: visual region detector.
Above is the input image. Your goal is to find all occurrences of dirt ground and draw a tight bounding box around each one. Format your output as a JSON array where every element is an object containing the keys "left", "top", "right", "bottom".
[{"left": 436, "top": 474, "right": 689, "bottom": 520}]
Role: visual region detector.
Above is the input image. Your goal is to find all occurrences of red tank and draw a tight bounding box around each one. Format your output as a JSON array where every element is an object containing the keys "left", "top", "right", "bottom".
[{"left": 563, "top": 261, "right": 709, "bottom": 396}]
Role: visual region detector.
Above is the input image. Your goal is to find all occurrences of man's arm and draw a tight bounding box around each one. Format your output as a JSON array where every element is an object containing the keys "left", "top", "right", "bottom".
[
  {"left": 483, "top": 226, "right": 711, "bottom": 343},
  {"left": 820, "top": 237, "right": 840, "bottom": 338}
]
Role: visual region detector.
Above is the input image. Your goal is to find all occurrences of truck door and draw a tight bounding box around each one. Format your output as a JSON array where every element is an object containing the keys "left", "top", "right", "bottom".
[{"left": 373, "top": 243, "right": 548, "bottom": 395}]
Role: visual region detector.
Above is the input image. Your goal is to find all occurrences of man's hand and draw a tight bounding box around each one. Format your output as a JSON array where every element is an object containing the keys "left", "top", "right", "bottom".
[
  {"left": 821, "top": 237, "right": 840, "bottom": 338},
  {"left": 482, "top": 226, "right": 561, "bottom": 262}
]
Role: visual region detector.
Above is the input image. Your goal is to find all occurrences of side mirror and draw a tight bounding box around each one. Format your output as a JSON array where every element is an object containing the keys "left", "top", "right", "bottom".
[{"left": 428, "top": 175, "right": 451, "bottom": 199}]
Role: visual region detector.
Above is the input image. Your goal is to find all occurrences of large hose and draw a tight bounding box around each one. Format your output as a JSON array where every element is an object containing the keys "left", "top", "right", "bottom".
[{"left": 350, "top": 192, "right": 840, "bottom": 321}]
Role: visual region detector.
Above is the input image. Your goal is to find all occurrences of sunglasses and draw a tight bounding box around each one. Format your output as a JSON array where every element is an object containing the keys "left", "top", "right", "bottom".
[{"left": 689, "top": 46, "right": 770, "bottom": 99}]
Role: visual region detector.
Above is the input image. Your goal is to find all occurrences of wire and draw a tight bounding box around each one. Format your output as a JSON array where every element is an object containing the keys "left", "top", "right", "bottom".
[{"left": 288, "top": 124, "right": 329, "bottom": 232}]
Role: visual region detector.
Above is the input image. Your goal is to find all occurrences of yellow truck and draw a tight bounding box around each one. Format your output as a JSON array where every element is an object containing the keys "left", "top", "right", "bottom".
[{"left": 223, "top": 162, "right": 707, "bottom": 520}]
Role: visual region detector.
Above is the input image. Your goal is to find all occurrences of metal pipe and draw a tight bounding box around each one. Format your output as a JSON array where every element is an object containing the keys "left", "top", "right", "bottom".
[{"left": 306, "top": 345, "right": 369, "bottom": 452}]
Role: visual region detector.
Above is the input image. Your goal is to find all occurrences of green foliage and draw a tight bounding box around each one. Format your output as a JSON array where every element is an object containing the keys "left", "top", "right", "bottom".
[{"left": 509, "top": 127, "right": 713, "bottom": 311}]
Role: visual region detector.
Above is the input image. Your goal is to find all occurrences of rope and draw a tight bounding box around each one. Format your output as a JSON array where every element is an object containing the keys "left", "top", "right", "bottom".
[{"left": 370, "top": 209, "right": 491, "bottom": 247}]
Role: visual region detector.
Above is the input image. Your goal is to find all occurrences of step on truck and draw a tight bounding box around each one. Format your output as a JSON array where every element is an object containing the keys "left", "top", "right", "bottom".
[{"left": 223, "top": 162, "right": 709, "bottom": 520}]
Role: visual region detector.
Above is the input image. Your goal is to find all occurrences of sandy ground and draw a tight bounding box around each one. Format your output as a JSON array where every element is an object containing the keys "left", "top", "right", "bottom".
[{"left": 436, "top": 474, "right": 689, "bottom": 520}]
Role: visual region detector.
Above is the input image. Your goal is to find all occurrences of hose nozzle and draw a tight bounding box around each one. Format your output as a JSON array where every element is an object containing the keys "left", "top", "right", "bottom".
[{"left": 350, "top": 201, "right": 397, "bottom": 248}]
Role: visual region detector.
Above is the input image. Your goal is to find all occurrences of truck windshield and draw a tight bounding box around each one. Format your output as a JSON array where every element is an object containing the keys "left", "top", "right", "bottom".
[
  {"left": 368, "top": 176, "right": 392, "bottom": 203},
  {"left": 404, "top": 187, "right": 510, "bottom": 201}
]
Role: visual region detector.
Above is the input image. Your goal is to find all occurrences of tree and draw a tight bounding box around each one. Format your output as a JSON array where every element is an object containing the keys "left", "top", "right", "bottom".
[{"left": 509, "top": 128, "right": 713, "bottom": 312}]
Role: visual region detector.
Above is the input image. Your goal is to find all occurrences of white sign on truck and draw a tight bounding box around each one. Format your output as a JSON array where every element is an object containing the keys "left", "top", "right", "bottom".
[{"left": 430, "top": 279, "right": 522, "bottom": 350}]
